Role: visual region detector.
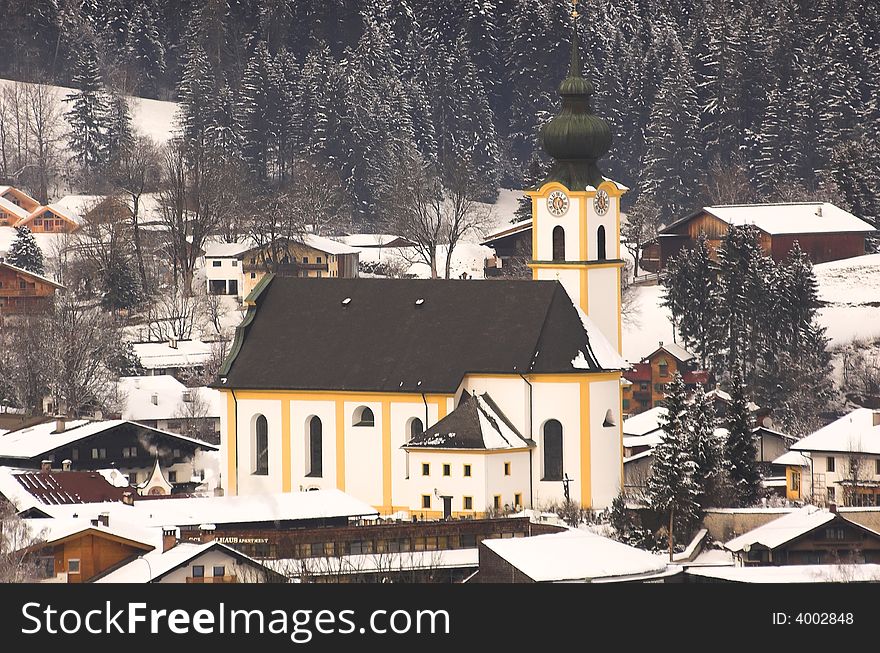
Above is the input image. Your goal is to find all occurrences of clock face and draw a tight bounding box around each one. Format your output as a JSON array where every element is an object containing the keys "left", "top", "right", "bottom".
[
  {"left": 593, "top": 189, "right": 610, "bottom": 216},
  {"left": 547, "top": 190, "right": 569, "bottom": 217}
]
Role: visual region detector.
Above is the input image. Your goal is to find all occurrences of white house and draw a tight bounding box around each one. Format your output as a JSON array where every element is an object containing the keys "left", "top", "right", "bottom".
[
  {"left": 117, "top": 375, "right": 223, "bottom": 441},
  {"left": 132, "top": 339, "right": 214, "bottom": 379},
  {"left": 204, "top": 241, "right": 250, "bottom": 298},
  {"left": 787, "top": 408, "right": 880, "bottom": 506}
]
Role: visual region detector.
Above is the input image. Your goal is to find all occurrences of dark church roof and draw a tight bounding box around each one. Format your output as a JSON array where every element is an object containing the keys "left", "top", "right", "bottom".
[
  {"left": 404, "top": 392, "right": 534, "bottom": 450},
  {"left": 218, "top": 277, "right": 625, "bottom": 394}
]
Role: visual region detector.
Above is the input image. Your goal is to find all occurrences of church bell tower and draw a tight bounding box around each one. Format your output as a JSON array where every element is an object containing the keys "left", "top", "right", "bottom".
[{"left": 528, "top": 2, "right": 626, "bottom": 354}]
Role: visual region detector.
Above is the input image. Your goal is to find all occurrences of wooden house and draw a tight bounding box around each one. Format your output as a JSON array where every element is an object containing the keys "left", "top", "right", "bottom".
[{"left": 0, "top": 261, "right": 64, "bottom": 316}]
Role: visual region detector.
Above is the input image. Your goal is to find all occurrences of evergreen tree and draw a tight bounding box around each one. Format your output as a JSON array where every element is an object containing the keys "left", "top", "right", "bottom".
[
  {"left": 647, "top": 372, "right": 699, "bottom": 560},
  {"left": 296, "top": 42, "right": 337, "bottom": 162},
  {"left": 103, "top": 89, "right": 134, "bottom": 170},
  {"left": 514, "top": 153, "right": 546, "bottom": 223},
  {"left": 107, "top": 341, "right": 145, "bottom": 377},
  {"left": 723, "top": 377, "right": 761, "bottom": 507},
  {"left": 641, "top": 35, "right": 702, "bottom": 221},
  {"left": 236, "top": 41, "right": 273, "bottom": 180},
  {"left": 7, "top": 227, "right": 45, "bottom": 275},
  {"left": 125, "top": 0, "right": 167, "bottom": 91},
  {"left": 687, "top": 384, "right": 723, "bottom": 509},
  {"left": 176, "top": 42, "right": 219, "bottom": 153},
  {"left": 65, "top": 33, "right": 110, "bottom": 171},
  {"left": 101, "top": 253, "right": 144, "bottom": 312}
]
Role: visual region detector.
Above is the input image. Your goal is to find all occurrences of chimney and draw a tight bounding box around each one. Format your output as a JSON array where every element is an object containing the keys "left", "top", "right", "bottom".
[
  {"left": 55, "top": 417, "right": 65, "bottom": 433},
  {"left": 199, "top": 523, "right": 216, "bottom": 542},
  {"left": 213, "top": 486, "right": 225, "bottom": 497},
  {"left": 873, "top": 411, "right": 880, "bottom": 427},
  {"left": 829, "top": 502, "right": 837, "bottom": 514},
  {"left": 168, "top": 338, "right": 178, "bottom": 349},
  {"left": 122, "top": 491, "right": 134, "bottom": 506},
  {"left": 61, "top": 459, "right": 72, "bottom": 472},
  {"left": 816, "top": 205, "right": 823, "bottom": 217},
  {"left": 98, "top": 512, "right": 110, "bottom": 527},
  {"left": 162, "top": 527, "right": 178, "bottom": 552},
  {"left": 40, "top": 460, "right": 51, "bottom": 473},
  {"left": 151, "top": 393, "right": 158, "bottom": 406}
]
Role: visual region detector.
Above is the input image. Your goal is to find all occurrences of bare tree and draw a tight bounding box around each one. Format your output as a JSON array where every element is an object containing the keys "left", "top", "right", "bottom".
[
  {"left": 621, "top": 194, "right": 661, "bottom": 274},
  {"left": 702, "top": 154, "right": 757, "bottom": 206},
  {"left": 24, "top": 82, "right": 64, "bottom": 204},
  {"left": 0, "top": 501, "right": 48, "bottom": 583},
  {"left": 173, "top": 389, "right": 217, "bottom": 443},
  {"left": 245, "top": 191, "right": 307, "bottom": 272},
  {"left": 440, "top": 158, "right": 494, "bottom": 279},
  {"left": 143, "top": 288, "right": 204, "bottom": 341},
  {"left": 111, "top": 135, "right": 162, "bottom": 290},
  {"left": 621, "top": 260, "right": 641, "bottom": 328},
  {"left": 158, "top": 139, "right": 239, "bottom": 294},
  {"left": 287, "top": 158, "right": 351, "bottom": 237}
]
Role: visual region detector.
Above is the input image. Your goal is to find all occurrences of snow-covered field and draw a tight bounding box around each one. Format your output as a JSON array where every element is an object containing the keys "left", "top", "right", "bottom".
[
  {"left": 0, "top": 78, "right": 178, "bottom": 145},
  {"left": 621, "top": 253, "right": 880, "bottom": 363}
]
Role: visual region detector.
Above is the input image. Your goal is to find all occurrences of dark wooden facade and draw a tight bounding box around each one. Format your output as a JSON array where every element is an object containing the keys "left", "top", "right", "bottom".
[
  {"left": 657, "top": 210, "right": 868, "bottom": 269},
  {"left": 36, "top": 530, "right": 152, "bottom": 583},
  {"left": 0, "top": 263, "right": 61, "bottom": 316}
]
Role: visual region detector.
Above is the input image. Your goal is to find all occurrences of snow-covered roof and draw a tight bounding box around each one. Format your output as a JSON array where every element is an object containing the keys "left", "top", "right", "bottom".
[
  {"left": 23, "top": 516, "right": 160, "bottom": 550},
  {"left": 39, "top": 203, "right": 83, "bottom": 225},
  {"left": 687, "top": 564, "right": 880, "bottom": 583},
  {"left": 95, "top": 540, "right": 275, "bottom": 583},
  {"left": 204, "top": 241, "right": 252, "bottom": 258},
  {"left": 38, "top": 488, "right": 378, "bottom": 527},
  {"left": 623, "top": 432, "right": 663, "bottom": 450},
  {"left": 51, "top": 194, "right": 105, "bottom": 218},
  {"left": 405, "top": 392, "right": 532, "bottom": 450},
  {"left": 131, "top": 339, "right": 213, "bottom": 370},
  {"left": 772, "top": 450, "right": 812, "bottom": 467},
  {"left": 571, "top": 302, "right": 629, "bottom": 370},
  {"left": 790, "top": 408, "right": 880, "bottom": 455},
  {"left": 699, "top": 203, "right": 874, "bottom": 235},
  {"left": 653, "top": 341, "right": 694, "bottom": 363},
  {"left": 705, "top": 388, "right": 761, "bottom": 412},
  {"left": 118, "top": 375, "right": 223, "bottom": 422},
  {"left": 481, "top": 219, "right": 532, "bottom": 244},
  {"left": 0, "top": 261, "right": 65, "bottom": 288},
  {"left": 0, "top": 195, "right": 30, "bottom": 219},
  {"left": 265, "top": 548, "right": 478, "bottom": 577},
  {"left": 301, "top": 233, "right": 359, "bottom": 255},
  {"left": 0, "top": 419, "right": 217, "bottom": 459},
  {"left": 623, "top": 449, "right": 654, "bottom": 464},
  {"left": 337, "top": 234, "right": 413, "bottom": 248},
  {"left": 481, "top": 529, "right": 673, "bottom": 582},
  {"left": 622, "top": 407, "right": 667, "bottom": 437},
  {"left": 725, "top": 506, "right": 843, "bottom": 552}
]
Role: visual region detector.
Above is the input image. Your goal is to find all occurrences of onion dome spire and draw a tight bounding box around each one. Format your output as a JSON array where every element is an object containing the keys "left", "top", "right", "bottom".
[{"left": 540, "top": 4, "right": 612, "bottom": 190}]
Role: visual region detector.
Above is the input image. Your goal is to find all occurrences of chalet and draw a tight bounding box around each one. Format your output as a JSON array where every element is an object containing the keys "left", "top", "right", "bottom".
[
  {"left": 0, "top": 418, "right": 218, "bottom": 488},
  {"left": 475, "top": 529, "right": 680, "bottom": 583},
  {"left": 0, "top": 185, "right": 40, "bottom": 214},
  {"left": 16, "top": 204, "right": 81, "bottom": 233},
  {"left": 622, "top": 341, "right": 708, "bottom": 415},
  {"left": 95, "top": 540, "right": 286, "bottom": 583},
  {"left": 787, "top": 408, "right": 880, "bottom": 507},
  {"left": 725, "top": 505, "right": 880, "bottom": 566},
  {"left": 116, "top": 375, "right": 223, "bottom": 443},
  {"left": 131, "top": 338, "right": 214, "bottom": 379},
  {"left": 205, "top": 235, "right": 360, "bottom": 300},
  {"left": 480, "top": 219, "right": 532, "bottom": 277},
  {"left": 0, "top": 261, "right": 64, "bottom": 316},
  {"left": 655, "top": 202, "right": 875, "bottom": 270},
  {"left": 24, "top": 516, "right": 158, "bottom": 582},
  {"left": 0, "top": 195, "right": 31, "bottom": 227}
]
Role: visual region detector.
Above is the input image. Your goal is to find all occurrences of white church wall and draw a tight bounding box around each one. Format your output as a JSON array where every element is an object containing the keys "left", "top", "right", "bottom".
[
  {"left": 390, "top": 402, "right": 439, "bottom": 509},
  {"left": 234, "top": 398, "right": 283, "bottom": 495},
  {"left": 458, "top": 375, "right": 529, "bottom": 437},
  {"left": 589, "top": 378, "right": 623, "bottom": 509},
  {"left": 343, "top": 400, "right": 383, "bottom": 506},
  {"left": 289, "top": 399, "right": 337, "bottom": 492},
  {"left": 587, "top": 266, "right": 620, "bottom": 352},
  {"left": 530, "top": 380, "right": 582, "bottom": 506}
]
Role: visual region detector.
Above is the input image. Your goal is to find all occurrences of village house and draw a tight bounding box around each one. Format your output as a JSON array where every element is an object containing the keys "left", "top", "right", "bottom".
[
  {"left": 480, "top": 219, "right": 533, "bottom": 278},
  {"left": 785, "top": 408, "right": 880, "bottom": 507},
  {"left": 474, "top": 529, "right": 680, "bottom": 583},
  {"left": 214, "top": 32, "right": 629, "bottom": 517},
  {"left": 0, "top": 418, "right": 218, "bottom": 489},
  {"left": 0, "top": 186, "right": 81, "bottom": 233},
  {"left": 116, "top": 375, "right": 223, "bottom": 443},
  {"left": 0, "top": 261, "right": 64, "bottom": 317},
  {"left": 644, "top": 202, "right": 875, "bottom": 271},
  {"left": 131, "top": 338, "right": 214, "bottom": 380},
  {"left": 621, "top": 341, "right": 709, "bottom": 415},
  {"left": 724, "top": 505, "right": 880, "bottom": 566}
]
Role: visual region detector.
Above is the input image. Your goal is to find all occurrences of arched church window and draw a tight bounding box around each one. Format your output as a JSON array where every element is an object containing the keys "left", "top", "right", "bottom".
[
  {"left": 603, "top": 409, "right": 616, "bottom": 428},
  {"left": 306, "top": 416, "right": 323, "bottom": 477},
  {"left": 253, "top": 414, "right": 269, "bottom": 475},
  {"left": 410, "top": 417, "right": 424, "bottom": 438},
  {"left": 542, "top": 420, "right": 563, "bottom": 481},
  {"left": 552, "top": 226, "right": 566, "bottom": 261},
  {"left": 597, "top": 225, "right": 607, "bottom": 260},
  {"left": 353, "top": 406, "right": 375, "bottom": 427}
]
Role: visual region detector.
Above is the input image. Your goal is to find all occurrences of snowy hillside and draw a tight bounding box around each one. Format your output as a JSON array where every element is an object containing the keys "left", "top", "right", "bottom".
[
  {"left": 622, "top": 254, "right": 880, "bottom": 363},
  {"left": 0, "top": 78, "right": 177, "bottom": 144}
]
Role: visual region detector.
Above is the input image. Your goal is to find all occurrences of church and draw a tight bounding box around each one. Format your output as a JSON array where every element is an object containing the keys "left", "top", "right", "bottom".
[{"left": 215, "top": 24, "right": 630, "bottom": 517}]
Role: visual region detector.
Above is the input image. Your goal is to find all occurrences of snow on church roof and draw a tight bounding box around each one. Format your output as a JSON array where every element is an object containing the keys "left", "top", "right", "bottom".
[
  {"left": 404, "top": 392, "right": 533, "bottom": 451},
  {"left": 482, "top": 529, "right": 673, "bottom": 582}
]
